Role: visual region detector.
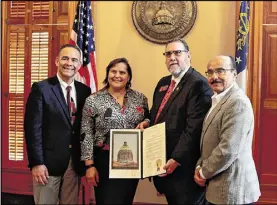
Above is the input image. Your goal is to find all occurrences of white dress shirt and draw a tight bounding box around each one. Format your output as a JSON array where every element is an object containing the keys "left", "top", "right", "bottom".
[
  {"left": 57, "top": 74, "right": 77, "bottom": 108},
  {"left": 204, "top": 83, "right": 235, "bottom": 122}
]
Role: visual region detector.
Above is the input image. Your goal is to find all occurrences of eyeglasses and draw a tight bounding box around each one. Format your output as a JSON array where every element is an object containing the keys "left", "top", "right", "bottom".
[
  {"left": 205, "top": 68, "right": 234, "bottom": 77},
  {"left": 163, "top": 50, "right": 187, "bottom": 58}
]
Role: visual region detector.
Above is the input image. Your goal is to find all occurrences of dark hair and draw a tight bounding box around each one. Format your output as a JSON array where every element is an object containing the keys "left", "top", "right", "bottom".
[
  {"left": 165, "top": 38, "right": 190, "bottom": 52},
  {"left": 102, "top": 58, "right": 132, "bottom": 89},
  {"left": 58, "top": 44, "right": 82, "bottom": 58}
]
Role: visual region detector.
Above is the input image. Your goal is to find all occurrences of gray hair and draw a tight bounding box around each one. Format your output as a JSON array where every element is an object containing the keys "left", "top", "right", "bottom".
[{"left": 165, "top": 38, "right": 190, "bottom": 52}]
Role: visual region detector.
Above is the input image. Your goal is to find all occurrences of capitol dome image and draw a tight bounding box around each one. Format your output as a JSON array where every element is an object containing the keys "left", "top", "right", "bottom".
[{"left": 117, "top": 141, "right": 133, "bottom": 163}]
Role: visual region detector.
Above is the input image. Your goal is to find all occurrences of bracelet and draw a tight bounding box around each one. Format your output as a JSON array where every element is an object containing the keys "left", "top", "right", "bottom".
[{"left": 85, "top": 164, "right": 95, "bottom": 170}]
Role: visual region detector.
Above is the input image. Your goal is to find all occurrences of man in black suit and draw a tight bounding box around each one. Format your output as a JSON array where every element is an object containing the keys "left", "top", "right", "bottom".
[
  {"left": 138, "top": 39, "right": 213, "bottom": 204},
  {"left": 24, "top": 44, "right": 91, "bottom": 204}
]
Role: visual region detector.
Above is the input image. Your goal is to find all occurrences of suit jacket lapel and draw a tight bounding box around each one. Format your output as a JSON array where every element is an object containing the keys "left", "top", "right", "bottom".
[
  {"left": 75, "top": 81, "right": 81, "bottom": 111},
  {"left": 200, "top": 84, "right": 240, "bottom": 150},
  {"left": 74, "top": 81, "right": 83, "bottom": 126},
  {"left": 157, "top": 68, "right": 192, "bottom": 122},
  {"left": 155, "top": 77, "right": 171, "bottom": 112},
  {"left": 200, "top": 105, "right": 222, "bottom": 151},
  {"left": 50, "top": 76, "right": 71, "bottom": 125}
]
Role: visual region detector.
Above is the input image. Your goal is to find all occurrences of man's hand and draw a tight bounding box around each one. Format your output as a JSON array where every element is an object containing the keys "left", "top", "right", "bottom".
[
  {"left": 194, "top": 167, "right": 206, "bottom": 187},
  {"left": 32, "top": 165, "right": 49, "bottom": 185},
  {"left": 136, "top": 120, "right": 149, "bottom": 131},
  {"left": 159, "top": 159, "right": 179, "bottom": 177},
  {"left": 86, "top": 167, "right": 99, "bottom": 187}
]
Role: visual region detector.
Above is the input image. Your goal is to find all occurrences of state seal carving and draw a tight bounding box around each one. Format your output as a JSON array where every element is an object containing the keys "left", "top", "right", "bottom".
[{"left": 131, "top": 1, "right": 197, "bottom": 44}]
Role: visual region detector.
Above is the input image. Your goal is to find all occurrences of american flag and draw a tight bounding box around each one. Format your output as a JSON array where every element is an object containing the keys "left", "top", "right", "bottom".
[
  {"left": 70, "top": 1, "right": 97, "bottom": 93},
  {"left": 235, "top": 1, "right": 250, "bottom": 93}
]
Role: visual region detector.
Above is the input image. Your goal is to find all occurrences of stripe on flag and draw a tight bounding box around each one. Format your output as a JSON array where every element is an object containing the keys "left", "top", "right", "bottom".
[{"left": 69, "top": 1, "right": 97, "bottom": 93}]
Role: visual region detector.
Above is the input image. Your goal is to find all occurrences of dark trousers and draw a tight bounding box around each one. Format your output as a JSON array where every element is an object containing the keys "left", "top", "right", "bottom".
[
  {"left": 94, "top": 149, "right": 139, "bottom": 205},
  {"left": 153, "top": 170, "right": 205, "bottom": 205}
]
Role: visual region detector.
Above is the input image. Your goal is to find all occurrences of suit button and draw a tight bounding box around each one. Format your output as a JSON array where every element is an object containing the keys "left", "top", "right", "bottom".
[
  {"left": 72, "top": 131, "right": 75, "bottom": 135},
  {"left": 69, "top": 145, "right": 72, "bottom": 148}
]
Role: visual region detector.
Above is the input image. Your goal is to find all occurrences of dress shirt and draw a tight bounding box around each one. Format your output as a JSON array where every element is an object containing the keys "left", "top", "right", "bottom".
[
  {"left": 204, "top": 83, "right": 235, "bottom": 122},
  {"left": 57, "top": 74, "right": 77, "bottom": 108}
]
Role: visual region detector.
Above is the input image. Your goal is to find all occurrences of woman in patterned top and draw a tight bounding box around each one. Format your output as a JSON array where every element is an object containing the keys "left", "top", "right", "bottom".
[{"left": 80, "top": 57, "right": 150, "bottom": 204}]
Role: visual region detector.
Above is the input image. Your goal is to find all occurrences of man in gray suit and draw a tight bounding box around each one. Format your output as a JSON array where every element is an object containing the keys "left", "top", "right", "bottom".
[{"left": 194, "top": 55, "right": 261, "bottom": 205}]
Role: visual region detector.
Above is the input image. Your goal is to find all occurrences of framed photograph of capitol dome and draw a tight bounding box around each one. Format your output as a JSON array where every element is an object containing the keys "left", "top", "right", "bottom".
[
  {"left": 131, "top": 1, "right": 197, "bottom": 44},
  {"left": 109, "top": 129, "right": 142, "bottom": 178},
  {"left": 109, "top": 123, "right": 166, "bottom": 179}
]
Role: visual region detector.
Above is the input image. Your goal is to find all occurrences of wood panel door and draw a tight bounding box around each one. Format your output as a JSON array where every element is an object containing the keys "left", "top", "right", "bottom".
[
  {"left": 258, "top": 24, "right": 277, "bottom": 204},
  {"left": 252, "top": 1, "right": 277, "bottom": 204}
]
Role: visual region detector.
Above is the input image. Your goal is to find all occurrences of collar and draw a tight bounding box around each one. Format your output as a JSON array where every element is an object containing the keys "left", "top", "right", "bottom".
[
  {"left": 57, "top": 73, "right": 75, "bottom": 89},
  {"left": 211, "top": 83, "right": 235, "bottom": 105},
  {"left": 171, "top": 66, "right": 190, "bottom": 85}
]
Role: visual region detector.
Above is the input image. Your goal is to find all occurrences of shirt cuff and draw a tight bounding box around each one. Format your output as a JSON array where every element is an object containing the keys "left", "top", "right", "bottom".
[{"left": 199, "top": 168, "right": 206, "bottom": 179}]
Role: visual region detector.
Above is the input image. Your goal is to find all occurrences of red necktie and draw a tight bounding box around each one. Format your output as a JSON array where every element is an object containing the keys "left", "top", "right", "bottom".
[
  {"left": 66, "top": 86, "right": 76, "bottom": 125},
  {"left": 154, "top": 80, "right": 176, "bottom": 124}
]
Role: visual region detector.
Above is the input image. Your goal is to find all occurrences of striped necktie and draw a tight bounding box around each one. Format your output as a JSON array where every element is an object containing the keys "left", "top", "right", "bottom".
[
  {"left": 66, "top": 86, "right": 76, "bottom": 125},
  {"left": 154, "top": 80, "right": 176, "bottom": 124}
]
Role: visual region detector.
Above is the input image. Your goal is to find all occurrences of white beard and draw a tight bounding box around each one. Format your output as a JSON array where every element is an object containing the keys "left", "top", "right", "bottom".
[{"left": 170, "top": 66, "right": 182, "bottom": 78}]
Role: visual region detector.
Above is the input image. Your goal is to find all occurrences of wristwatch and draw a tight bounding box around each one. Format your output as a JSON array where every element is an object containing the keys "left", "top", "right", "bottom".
[{"left": 85, "top": 164, "right": 95, "bottom": 170}]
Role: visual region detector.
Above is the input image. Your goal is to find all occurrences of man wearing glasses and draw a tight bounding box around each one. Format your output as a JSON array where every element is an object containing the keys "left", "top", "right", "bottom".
[
  {"left": 138, "top": 39, "right": 213, "bottom": 204},
  {"left": 194, "top": 55, "right": 261, "bottom": 205}
]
